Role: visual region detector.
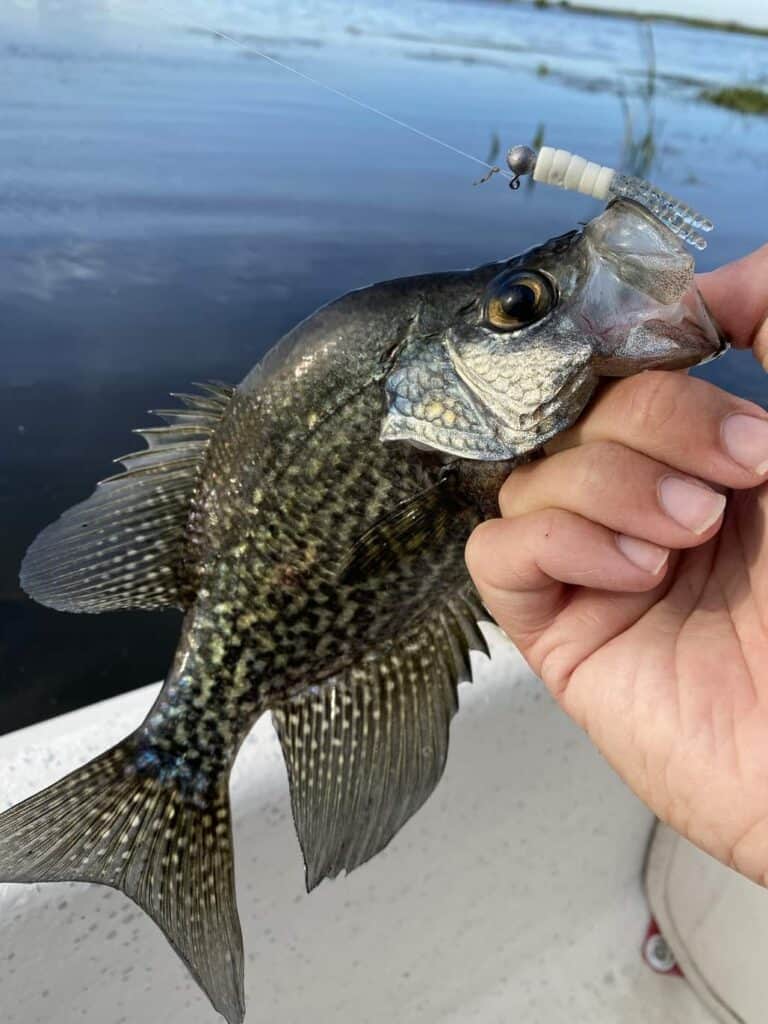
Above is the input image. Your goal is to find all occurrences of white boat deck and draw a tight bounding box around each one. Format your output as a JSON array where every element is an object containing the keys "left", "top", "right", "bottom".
[{"left": 0, "top": 631, "right": 715, "bottom": 1023}]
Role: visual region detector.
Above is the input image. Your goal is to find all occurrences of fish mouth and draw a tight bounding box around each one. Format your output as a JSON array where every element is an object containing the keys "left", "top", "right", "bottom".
[
  {"left": 578, "top": 200, "right": 727, "bottom": 376},
  {"left": 590, "top": 283, "right": 728, "bottom": 376},
  {"left": 690, "top": 292, "right": 730, "bottom": 363}
]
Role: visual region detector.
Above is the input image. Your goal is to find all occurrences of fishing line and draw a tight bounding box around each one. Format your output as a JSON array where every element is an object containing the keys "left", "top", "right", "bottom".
[
  {"left": 157, "top": 11, "right": 515, "bottom": 183},
  {"left": 151, "top": 8, "right": 712, "bottom": 245}
]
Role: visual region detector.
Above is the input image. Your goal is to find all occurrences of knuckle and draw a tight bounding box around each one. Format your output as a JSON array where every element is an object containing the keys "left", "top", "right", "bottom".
[
  {"left": 624, "top": 371, "right": 682, "bottom": 436},
  {"left": 572, "top": 440, "right": 628, "bottom": 498},
  {"left": 498, "top": 463, "right": 535, "bottom": 517},
  {"left": 465, "top": 517, "right": 532, "bottom": 593},
  {"left": 497, "top": 472, "right": 518, "bottom": 516},
  {"left": 464, "top": 519, "right": 501, "bottom": 580}
]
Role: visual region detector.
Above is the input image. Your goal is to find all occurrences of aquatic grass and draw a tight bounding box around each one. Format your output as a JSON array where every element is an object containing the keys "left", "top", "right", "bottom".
[
  {"left": 484, "top": 131, "right": 501, "bottom": 166},
  {"left": 699, "top": 86, "right": 768, "bottom": 115},
  {"left": 619, "top": 23, "right": 657, "bottom": 179},
  {"left": 525, "top": 0, "right": 768, "bottom": 39},
  {"left": 485, "top": 20, "right": 659, "bottom": 190}
]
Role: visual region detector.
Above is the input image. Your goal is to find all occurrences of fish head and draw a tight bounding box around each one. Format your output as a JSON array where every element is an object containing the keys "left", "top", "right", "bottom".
[{"left": 381, "top": 198, "right": 726, "bottom": 461}]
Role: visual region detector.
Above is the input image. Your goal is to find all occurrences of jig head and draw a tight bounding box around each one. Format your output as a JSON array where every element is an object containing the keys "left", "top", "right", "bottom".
[{"left": 505, "top": 144, "right": 713, "bottom": 249}]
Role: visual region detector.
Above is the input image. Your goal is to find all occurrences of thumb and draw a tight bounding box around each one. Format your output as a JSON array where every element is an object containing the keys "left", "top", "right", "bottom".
[{"left": 697, "top": 244, "right": 768, "bottom": 368}]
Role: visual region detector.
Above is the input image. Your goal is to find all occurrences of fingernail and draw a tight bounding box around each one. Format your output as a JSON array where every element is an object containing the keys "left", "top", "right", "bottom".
[
  {"left": 722, "top": 414, "right": 768, "bottom": 475},
  {"left": 616, "top": 534, "right": 669, "bottom": 574},
  {"left": 659, "top": 476, "right": 726, "bottom": 534}
]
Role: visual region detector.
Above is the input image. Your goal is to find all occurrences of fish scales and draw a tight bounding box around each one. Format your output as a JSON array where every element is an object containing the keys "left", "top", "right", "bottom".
[
  {"left": 0, "top": 200, "right": 726, "bottom": 1023},
  {"left": 143, "top": 382, "right": 478, "bottom": 782}
]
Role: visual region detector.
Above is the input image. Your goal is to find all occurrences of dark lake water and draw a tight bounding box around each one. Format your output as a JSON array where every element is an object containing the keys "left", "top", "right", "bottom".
[{"left": 1, "top": 0, "right": 767, "bottom": 732}]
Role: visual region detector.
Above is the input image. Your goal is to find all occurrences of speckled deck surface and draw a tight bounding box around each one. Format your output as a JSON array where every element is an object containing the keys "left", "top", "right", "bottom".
[{"left": 0, "top": 632, "right": 714, "bottom": 1024}]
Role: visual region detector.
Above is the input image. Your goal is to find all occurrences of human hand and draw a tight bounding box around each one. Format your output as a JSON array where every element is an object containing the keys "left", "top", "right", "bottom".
[{"left": 466, "top": 245, "right": 768, "bottom": 884}]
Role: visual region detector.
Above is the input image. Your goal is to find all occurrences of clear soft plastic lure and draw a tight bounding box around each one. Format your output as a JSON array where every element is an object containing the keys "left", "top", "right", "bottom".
[{"left": 505, "top": 144, "right": 713, "bottom": 250}]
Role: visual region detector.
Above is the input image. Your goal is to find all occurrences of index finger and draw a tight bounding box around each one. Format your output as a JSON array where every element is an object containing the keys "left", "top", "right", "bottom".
[
  {"left": 544, "top": 370, "right": 768, "bottom": 486},
  {"left": 697, "top": 243, "right": 768, "bottom": 363}
]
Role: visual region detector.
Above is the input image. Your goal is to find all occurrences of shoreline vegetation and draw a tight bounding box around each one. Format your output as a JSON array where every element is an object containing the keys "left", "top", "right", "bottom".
[
  {"left": 699, "top": 85, "right": 768, "bottom": 114},
  {"left": 529, "top": 0, "right": 768, "bottom": 39},
  {"left": 529, "top": 0, "right": 768, "bottom": 114}
]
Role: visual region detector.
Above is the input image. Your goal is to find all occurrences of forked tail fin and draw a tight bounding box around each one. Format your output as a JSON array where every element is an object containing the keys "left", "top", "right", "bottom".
[{"left": 0, "top": 739, "right": 244, "bottom": 1024}]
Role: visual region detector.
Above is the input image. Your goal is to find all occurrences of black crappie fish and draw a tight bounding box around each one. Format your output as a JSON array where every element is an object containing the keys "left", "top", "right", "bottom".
[{"left": 0, "top": 200, "right": 723, "bottom": 1022}]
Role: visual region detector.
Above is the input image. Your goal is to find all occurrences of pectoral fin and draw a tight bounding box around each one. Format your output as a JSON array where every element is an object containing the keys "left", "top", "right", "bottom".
[
  {"left": 338, "top": 477, "right": 466, "bottom": 586},
  {"left": 272, "top": 588, "right": 491, "bottom": 890}
]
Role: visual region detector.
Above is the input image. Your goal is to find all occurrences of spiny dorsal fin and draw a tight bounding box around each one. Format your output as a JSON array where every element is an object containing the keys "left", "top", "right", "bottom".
[
  {"left": 20, "top": 381, "right": 234, "bottom": 614},
  {"left": 272, "top": 586, "right": 491, "bottom": 891}
]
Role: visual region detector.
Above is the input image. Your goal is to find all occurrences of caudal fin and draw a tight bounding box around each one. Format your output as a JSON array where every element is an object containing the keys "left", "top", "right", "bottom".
[{"left": 0, "top": 740, "right": 244, "bottom": 1024}]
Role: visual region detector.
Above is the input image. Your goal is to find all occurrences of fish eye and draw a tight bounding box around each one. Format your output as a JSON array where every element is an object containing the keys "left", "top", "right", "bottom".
[{"left": 484, "top": 270, "right": 556, "bottom": 331}]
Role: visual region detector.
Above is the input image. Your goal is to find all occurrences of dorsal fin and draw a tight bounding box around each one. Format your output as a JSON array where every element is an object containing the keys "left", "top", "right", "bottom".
[{"left": 20, "top": 382, "right": 234, "bottom": 614}]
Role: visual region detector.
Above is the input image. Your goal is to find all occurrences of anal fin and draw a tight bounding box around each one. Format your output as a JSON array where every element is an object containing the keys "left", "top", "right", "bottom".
[{"left": 272, "top": 587, "right": 491, "bottom": 890}]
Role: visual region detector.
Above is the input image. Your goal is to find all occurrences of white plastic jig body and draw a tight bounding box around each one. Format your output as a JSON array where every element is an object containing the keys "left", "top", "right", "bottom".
[{"left": 506, "top": 144, "right": 713, "bottom": 250}]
